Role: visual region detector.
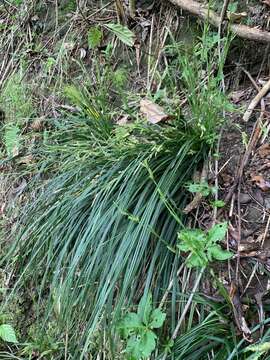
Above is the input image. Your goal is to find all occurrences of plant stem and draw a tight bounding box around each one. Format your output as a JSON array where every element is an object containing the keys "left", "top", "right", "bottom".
[{"left": 129, "top": 0, "right": 136, "bottom": 18}]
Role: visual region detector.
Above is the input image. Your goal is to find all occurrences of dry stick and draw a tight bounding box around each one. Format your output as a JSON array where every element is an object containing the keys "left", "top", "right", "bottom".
[
  {"left": 243, "top": 78, "right": 270, "bottom": 122},
  {"left": 159, "top": 262, "right": 185, "bottom": 309},
  {"left": 161, "top": 267, "right": 205, "bottom": 360},
  {"left": 171, "top": 267, "right": 205, "bottom": 340},
  {"left": 167, "top": 0, "right": 270, "bottom": 43}
]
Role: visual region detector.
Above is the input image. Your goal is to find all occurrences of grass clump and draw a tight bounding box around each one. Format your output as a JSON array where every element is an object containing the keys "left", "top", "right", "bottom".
[{"left": 3, "top": 31, "right": 234, "bottom": 358}]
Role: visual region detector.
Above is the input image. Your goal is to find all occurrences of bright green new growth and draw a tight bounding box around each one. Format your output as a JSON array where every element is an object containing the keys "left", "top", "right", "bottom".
[
  {"left": 186, "top": 181, "right": 217, "bottom": 197},
  {"left": 88, "top": 27, "right": 103, "bottom": 49},
  {"left": 118, "top": 294, "right": 165, "bottom": 359},
  {"left": 3, "top": 124, "right": 20, "bottom": 157},
  {"left": 178, "top": 222, "right": 233, "bottom": 267},
  {"left": 0, "top": 324, "right": 17, "bottom": 344}
]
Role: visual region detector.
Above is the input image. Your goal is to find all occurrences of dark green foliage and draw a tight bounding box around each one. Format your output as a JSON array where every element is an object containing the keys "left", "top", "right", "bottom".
[{"left": 3, "top": 31, "right": 234, "bottom": 357}]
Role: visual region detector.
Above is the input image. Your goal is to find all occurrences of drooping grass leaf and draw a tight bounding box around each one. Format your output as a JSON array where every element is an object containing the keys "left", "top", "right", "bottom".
[
  {"left": 4, "top": 124, "right": 20, "bottom": 156},
  {"left": 106, "top": 23, "right": 135, "bottom": 46}
]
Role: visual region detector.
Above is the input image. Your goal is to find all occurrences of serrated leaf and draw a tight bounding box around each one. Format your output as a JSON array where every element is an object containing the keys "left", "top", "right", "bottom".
[
  {"left": 126, "top": 331, "right": 157, "bottom": 359},
  {"left": 186, "top": 253, "right": 207, "bottom": 268},
  {"left": 119, "top": 312, "right": 142, "bottom": 338},
  {"left": 0, "top": 324, "right": 18, "bottom": 343},
  {"left": 178, "top": 229, "right": 205, "bottom": 243},
  {"left": 149, "top": 308, "right": 166, "bottom": 329},
  {"left": 106, "top": 23, "right": 135, "bottom": 46},
  {"left": 186, "top": 182, "right": 211, "bottom": 197},
  {"left": 126, "top": 334, "right": 142, "bottom": 359},
  {"left": 211, "top": 200, "right": 225, "bottom": 208},
  {"left": 138, "top": 294, "right": 152, "bottom": 325},
  {"left": 207, "top": 222, "right": 228, "bottom": 244},
  {"left": 177, "top": 243, "right": 190, "bottom": 252},
  {"left": 88, "top": 27, "right": 102, "bottom": 49},
  {"left": 140, "top": 331, "right": 156, "bottom": 357},
  {"left": 208, "top": 245, "right": 233, "bottom": 261}
]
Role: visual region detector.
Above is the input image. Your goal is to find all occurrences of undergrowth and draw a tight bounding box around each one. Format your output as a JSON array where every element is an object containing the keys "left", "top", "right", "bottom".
[
  {"left": 1, "top": 20, "right": 263, "bottom": 359},
  {"left": 1, "top": 28, "right": 236, "bottom": 359}
]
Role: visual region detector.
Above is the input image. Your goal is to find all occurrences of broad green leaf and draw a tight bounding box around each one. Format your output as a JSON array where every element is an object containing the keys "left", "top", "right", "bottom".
[
  {"left": 149, "top": 308, "right": 166, "bottom": 329},
  {"left": 138, "top": 294, "right": 152, "bottom": 325},
  {"left": 106, "top": 23, "right": 135, "bottom": 46},
  {"left": 126, "top": 334, "right": 142, "bottom": 359},
  {"left": 186, "top": 253, "right": 207, "bottom": 268},
  {"left": 208, "top": 245, "right": 233, "bottom": 261},
  {"left": 177, "top": 243, "right": 190, "bottom": 252},
  {"left": 245, "top": 342, "right": 270, "bottom": 353},
  {"left": 186, "top": 182, "right": 211, "bottom": 196},
  {"left": 211, "top": 200, "right": 225, "bottom": 208},
  {"left": 88, "top": 27, "right": 102, "bottom": 49},
  {"left": 126, "top": 331, "right": 157, "bottom": 359},
  {"left": 178, "top": 229, "right": 205, "bottom": 244},
  {"left": 119, "top": 312, "right": 142, "bottom": 338},
  {"left": 207, "top": 222, "right": 228, "bottom": 244},
  {"left": 140, "top": 331, "right": 157, "bottom": 357},
  {"left": 0, "top": 324, "right": 18, "bottom": 343}
]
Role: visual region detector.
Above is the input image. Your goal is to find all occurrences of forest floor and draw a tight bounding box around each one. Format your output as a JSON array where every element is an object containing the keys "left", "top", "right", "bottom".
[{"left": 0, "top": 0, "right": 270, "bottom": 359}]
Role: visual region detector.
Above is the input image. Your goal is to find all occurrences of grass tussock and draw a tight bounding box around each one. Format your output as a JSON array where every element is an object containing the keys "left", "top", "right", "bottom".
[{"left": 2, "top": 30, "right": 237, "bottom": 358}]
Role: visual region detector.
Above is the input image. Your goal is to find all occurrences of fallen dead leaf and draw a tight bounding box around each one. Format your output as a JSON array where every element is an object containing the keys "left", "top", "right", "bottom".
[
  {"left": 251, "top": 174, "right": 270, "bottom": 191},
  {"left": 183, "top": 193, "right": 203, "bottom": 214},
  {"left": 262, "top": 0, "right": 270, "bottom": 7},
  {"left": 230, "top": 282, "right": 252, "bottom": 338},
  {"left": 258, "top": 143, "right": 270, "bottom": 158},
  {"left": 140, "top": 99, "right": 171, "bottom": 124},
  {"left": 17, "top": 155, "right": 34, "bottom": 165},
  {"left": 227, "top": 11, "right": 247, "bottom": 22},
  {"left": 31, "top": 118, "right": 45, "bottom": 131},
  {"left": 229, "top": 89, "right": 249, "bottom": 104},
  {"left": 116, "top": 115, "right": 129, "bottom": 125}
]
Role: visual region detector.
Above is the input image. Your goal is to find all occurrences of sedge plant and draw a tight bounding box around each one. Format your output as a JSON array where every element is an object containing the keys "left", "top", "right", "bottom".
[{"left": 3, "top": 30, "right": 234, "bottom": 358}]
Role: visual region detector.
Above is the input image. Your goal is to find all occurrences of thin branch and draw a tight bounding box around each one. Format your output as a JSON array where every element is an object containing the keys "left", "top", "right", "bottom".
[
  {"left": 243, "top": 78, "right": 270, "bottom": 122},
  {"left": 168, "top": 0, "right": 270, "bottom": 42}
]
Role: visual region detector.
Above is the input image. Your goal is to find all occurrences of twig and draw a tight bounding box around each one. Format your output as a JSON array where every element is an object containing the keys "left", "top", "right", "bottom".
[
  {"left": 171, "top": 267, "right": 204, "bottom": 339},
  {"left": 243, "top": 78, "right": 270, "bottom": 122},
  {"left": 183, "top": 160, "right": 208, "bottom": 214},
  {"left": 159, "top": 262, "right": 185, "bottom": 309},
  {"left": 161, "top": 267, "right": 205, "bottom": 360},
  {"left": 167, "top": 0, "right": 270, "bottom": 42}
]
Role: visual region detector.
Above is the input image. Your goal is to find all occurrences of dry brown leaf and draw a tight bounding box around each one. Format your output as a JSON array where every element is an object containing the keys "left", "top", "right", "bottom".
[
  {"left": 116, "top": 115, "right": 129, "bottom": 125},
  {"left": 183, "top": 193, "right": 203, "bottom": 214},
  {"left": 251, "top": 174, "right": 270, "bottom": 191},
  {"left": 262, "top": 0, "right": 270, "bottom": 7},
  {"left": 229, "top": 89, "right": 247, "bottom": 104},
  {"left": 229, "top": 282, "right": 251, "bottom": 338},
  {"left": 31, "top": 118, "right": 45, "bottom": 131},
  {"left": 227, "top": 11, "right": 247, "bottom": 22},
  {"left": 258, "top": 143, "right": 270, "bottom": 158},
  {"left": 17, "top": 155, "right": 34, "bottom": 165},
  {"left": 140, "top": 99, "right": 171, "bottom": 124}
]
